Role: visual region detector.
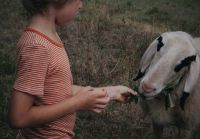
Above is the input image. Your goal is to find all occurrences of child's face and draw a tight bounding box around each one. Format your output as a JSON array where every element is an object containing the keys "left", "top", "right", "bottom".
[{"left": 55, "top": 0, "right": 83, "bottom": 26}]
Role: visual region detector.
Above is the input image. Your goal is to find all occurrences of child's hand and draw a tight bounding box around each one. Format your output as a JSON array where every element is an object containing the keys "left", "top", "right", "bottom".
[
  {"left": 102, "top": 86, "right": 138, "bottom": 102},
  {"left": 74, "top": 86, "right": 110, "bottom": 113}
]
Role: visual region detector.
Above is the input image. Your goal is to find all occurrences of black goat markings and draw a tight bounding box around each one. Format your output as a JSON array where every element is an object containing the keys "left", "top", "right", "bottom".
[
  {"left": 157, "top": 36, "right": 164, "bottom": 51},
  {"left": 174, "top": 55, "right": 196, "bottom": 72},
  {"left": 133, "top": 69, "right": 145, "bottom": 81}
]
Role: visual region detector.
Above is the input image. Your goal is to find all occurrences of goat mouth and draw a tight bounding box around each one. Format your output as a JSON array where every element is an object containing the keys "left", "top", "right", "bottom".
[
  {"left": 137, "top": 92, "right": 158, "bottom": 100},
  {"left": 144, "top": 96, "right": 155, "bottom": 100},
  {"left": 143, "top": 91, "right": 160, "bottom": 98}
]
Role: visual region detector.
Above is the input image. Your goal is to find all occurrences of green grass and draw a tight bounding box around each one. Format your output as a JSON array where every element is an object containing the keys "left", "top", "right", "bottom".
[{"left": 0, "top": 0, "right": 200, "bottom": 138}]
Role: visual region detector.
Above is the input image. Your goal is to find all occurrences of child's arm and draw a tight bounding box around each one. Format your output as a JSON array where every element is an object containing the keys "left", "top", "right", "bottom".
[
  {"left": 72, "top": 85, "right": 137, "bottom": 101},
  {"left": 72, "top": 85, "right": 83, "bottom": 95},
  {"left": 97, "top": 86, "right": 137, "bottom": 101},
  {"left": 8, "top": 86, "right": 109, "bottom": 129}
]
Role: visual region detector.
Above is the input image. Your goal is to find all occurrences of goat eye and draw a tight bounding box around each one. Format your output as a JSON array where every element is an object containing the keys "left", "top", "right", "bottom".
[
  {"left": 157, "top": 36, "right": 164, "bottom": 51},
  {"left": 174, "top": 55, "right": 196, "bottom": 72}
]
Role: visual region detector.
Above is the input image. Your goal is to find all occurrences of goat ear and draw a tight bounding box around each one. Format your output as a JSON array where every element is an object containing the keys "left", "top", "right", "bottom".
[
  {"left": 140, "top": 40, "right": 157, "bottom": 72},
  {"left": 133, "top": 40, "right": 157, "bottom": 81},
  {"left": 184, "top": 55, "right": 200, "bottom": 93}
]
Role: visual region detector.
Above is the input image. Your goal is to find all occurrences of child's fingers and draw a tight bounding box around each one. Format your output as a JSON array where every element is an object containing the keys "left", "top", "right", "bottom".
[
  {"left": 95, "top": 97, "right": 110, "bottom": 105},
  {"left": 118, "top": 86, "right": 138, "bottom": 96},
  {"left": 116, "top": 93, "right": 132, "bottom": 102},
  {"left": 80, "top": 86, "right": 94, "bottom": 94},
  {"left": 92, "top": 108, "right": 104, "bottom": 113},
  {"left": 93, "top": 104, "right": 107, "bottom": 109},
  {"left": 121, "top": 92, "right": 131, "bottom": 99},
  {"left": 126, "top": 88, "right": 138, "bottom": 96},
  {"left": 93, "top": 89, "right": 108, "bottom": 98},
  {"left": 84, "top": 86, "right": 93, "bottom": 91}
]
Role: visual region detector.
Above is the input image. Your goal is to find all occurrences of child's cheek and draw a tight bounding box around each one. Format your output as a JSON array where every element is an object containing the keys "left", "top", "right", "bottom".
[
  {"left": 55, "top": 12, "right": 75, "bottom": 26},
  {"left": 64, "top": 10, "right": 77, "bottom": 21}
]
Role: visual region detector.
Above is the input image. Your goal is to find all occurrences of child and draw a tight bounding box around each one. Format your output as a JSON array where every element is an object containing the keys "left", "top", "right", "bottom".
[{"left": 8, "top": 0, "right": 137, "bottom": 138}]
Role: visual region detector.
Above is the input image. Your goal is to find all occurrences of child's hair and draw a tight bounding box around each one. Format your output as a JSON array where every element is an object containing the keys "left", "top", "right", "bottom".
[{"left": 22, "top": 0, "right": 72, "bottom": 16}]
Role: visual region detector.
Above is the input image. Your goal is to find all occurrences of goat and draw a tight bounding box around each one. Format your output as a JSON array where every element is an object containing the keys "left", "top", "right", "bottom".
[{"left": 134, "top": 31, "right": 200, "bottom": 139}]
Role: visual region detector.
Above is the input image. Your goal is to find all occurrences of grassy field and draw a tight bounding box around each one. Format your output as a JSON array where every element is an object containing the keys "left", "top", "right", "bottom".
[{"left": 0, "top": 0, "right": 200, "bottom": 138}]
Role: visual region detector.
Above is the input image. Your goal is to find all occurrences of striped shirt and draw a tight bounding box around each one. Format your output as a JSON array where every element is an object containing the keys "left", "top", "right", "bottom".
[{"left": 13, "top": 28, "right": 75, "bottom": 139}]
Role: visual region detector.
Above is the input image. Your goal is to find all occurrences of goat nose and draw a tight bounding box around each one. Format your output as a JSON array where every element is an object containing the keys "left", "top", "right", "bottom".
[{"left": 141, "top": 82, "right": 156, "bottom": 94}]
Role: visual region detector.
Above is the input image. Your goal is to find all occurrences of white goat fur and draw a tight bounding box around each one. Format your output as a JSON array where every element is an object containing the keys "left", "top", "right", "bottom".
[{"left": 137, "top": 31, "right": 200, "bottom": 139}]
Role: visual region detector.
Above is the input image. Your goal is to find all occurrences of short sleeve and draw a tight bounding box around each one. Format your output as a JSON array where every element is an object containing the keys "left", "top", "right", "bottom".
[{"left": 13, "top": 45, "right": 49, "bottom": 96}]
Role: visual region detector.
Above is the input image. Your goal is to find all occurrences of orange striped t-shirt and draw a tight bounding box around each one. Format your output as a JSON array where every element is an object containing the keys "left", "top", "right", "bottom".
[{"left": 13, "top": 28, "right": 75, "bottom": 139}]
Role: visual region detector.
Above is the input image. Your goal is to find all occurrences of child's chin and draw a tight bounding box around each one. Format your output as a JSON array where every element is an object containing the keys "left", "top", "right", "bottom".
[
  {"left": 55, "top": 20, "right": 72, "bottom": 27},
  {"left": 56, "top": 22, "right": 68, "bottom": 27}
]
